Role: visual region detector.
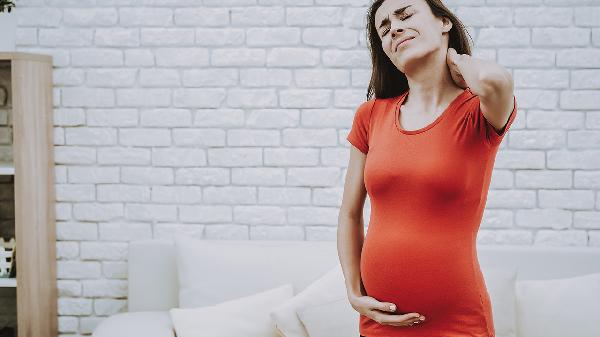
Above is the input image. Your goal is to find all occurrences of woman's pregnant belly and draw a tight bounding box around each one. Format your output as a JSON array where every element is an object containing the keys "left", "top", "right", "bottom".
[{"left": 360, "top": 223, "right": 485, "bottom": 322}]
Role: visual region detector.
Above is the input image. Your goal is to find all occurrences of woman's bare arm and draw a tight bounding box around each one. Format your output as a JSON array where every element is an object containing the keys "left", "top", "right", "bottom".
[
  {"left": 446, "top": 47, "right": 515, "bottom": 134},
  {"left": 337, "top": 125, "right": 426, "bottom": 327},
  {"left": 338, "top": 145, "right": 369, "bottom": 301}
]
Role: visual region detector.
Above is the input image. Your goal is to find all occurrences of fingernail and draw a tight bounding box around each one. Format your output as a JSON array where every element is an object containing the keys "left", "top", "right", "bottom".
[{"left": 390, "top": 304, "right": 396, "bottom": 311}]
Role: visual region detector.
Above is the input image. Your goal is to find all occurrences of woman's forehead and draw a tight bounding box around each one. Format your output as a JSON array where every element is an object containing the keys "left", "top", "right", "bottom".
[{"left": 375, "top": 0, "right": 420, "bottom": 26}]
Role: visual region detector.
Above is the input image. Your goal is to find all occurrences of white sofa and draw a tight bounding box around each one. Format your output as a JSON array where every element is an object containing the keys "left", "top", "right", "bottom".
[{"left": 92, "top": 239, "right": 600, "bottom": 337}]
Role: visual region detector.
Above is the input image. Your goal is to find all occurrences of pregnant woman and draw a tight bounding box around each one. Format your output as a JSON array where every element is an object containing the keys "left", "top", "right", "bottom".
[{"left": 337, "top": 1, "right": 517, "bottom": 337}]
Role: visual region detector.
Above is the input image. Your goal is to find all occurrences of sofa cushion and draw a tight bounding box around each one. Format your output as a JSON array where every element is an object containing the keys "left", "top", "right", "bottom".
[
  {"left": 174, "top": 235, "right": 338, "bottom": 308},
  {"left": 515, "top": 272, "right": 600, "bottom": 337},
  {"left": 169, "top": 284, "right": 293, "bottom": 337},
  {"left": 284, "top": 265, "right": 517, "bottom": 337},
  {"left": 297, "top": 297, "right": 359, "bottom": 337},
  {"left": 482, "top": 267, "right": 518, "bottom": 337},
  {"left": 270, "top": 264, "right": 347, "bottom": 337},
  {"left": 91, "top": 311, "right": 174, "bottom": 337}
]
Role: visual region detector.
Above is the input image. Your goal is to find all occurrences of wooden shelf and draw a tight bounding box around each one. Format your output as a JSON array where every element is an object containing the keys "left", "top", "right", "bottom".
[
  {"left": 0, "top": 277, "right": 17, "bottom": 287},
  {"left": 0, "top": 51, "right": 56, "bottom": 337}
]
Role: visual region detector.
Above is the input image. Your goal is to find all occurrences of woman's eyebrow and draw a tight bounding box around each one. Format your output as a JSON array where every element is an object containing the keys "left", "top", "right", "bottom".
[{"left": 378, "top": 5, "right": 413, "bottom": 29}]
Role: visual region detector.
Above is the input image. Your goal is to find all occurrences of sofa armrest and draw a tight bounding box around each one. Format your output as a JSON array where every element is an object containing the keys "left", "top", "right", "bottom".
[{"left": 92, "top": 311, "right": 175, "bottom": 337}]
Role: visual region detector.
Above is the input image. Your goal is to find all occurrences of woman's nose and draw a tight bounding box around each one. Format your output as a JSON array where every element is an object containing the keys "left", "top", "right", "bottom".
[{"left": 392, "top": 28, "right": 404, "bottom": 37}]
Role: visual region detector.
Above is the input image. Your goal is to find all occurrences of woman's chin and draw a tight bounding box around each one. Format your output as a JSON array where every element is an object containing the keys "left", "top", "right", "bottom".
[
  {"left": 394, "top": 53, "right": 428, "bottom": 73},
  {"left": 393, "top": 52, "right": 416, "bottom": 64}
]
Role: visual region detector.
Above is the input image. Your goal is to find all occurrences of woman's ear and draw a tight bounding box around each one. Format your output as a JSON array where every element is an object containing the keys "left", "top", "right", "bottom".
[{"left": 441, "top": 17, "right": 452, "bottom": 33}]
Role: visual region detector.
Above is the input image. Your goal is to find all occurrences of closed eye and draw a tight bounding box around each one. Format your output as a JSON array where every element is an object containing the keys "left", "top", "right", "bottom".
[{"left": 381, "top": 14, "right": 413, "bottom": 37}]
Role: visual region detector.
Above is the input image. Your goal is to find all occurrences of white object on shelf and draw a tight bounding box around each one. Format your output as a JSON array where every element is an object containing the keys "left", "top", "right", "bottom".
[
  {"left": 0, "top": 277, "right": 16, "bottom": 287},
  {"left": 0, "top": 8, "right": 18, "bottom": 52},
  {"left": 0, "top": 162, "right": 14, "bottom": 175},
  {"left": 0, "top": 237, "right": 15, "bottom": 278}
]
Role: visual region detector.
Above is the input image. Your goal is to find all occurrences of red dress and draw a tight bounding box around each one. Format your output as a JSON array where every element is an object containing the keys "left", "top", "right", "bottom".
[{"left": 346, "top": 87, "right": 517, "bottom": 337}]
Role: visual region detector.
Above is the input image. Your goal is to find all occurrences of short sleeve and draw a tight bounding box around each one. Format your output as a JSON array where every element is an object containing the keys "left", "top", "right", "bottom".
[
  {"left": 346, "top": 99, "right": 374, "bottom": 155},
  {"left": 471, "top": 94, "right": 517, "bottom": 147}
]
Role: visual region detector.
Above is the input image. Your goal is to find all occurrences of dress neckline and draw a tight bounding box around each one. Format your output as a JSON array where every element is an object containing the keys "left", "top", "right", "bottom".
[{"left": 394, "top": 87, "right": 471, "bottom": 135}]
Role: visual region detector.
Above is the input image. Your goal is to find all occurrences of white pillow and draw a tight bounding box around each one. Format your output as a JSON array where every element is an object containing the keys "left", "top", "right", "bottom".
[
  {"left": 482, "top": 267, "right": 518, "bottom": 337},
  {"left": 170, "top": 283, "right": 294, "bottom": 337},
  {"left": 297, "top": 297, "right": 359, "bottom": 337},
  {"left": 292, "top": 266, "right": 517, "bottom": 337},
  {"left": 174, "top": 235, "right": 338, "bottom": 308},
  {"left": 515, "top": 272, "right": 600, "bottom": 337},
  {"left": 269, "top": 264, "right": 347, "bottom": 337}
]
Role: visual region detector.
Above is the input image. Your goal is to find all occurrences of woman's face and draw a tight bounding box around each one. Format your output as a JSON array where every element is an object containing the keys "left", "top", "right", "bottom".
[{"left": 374, "top": 0, "right": 452, "bottom": 72}]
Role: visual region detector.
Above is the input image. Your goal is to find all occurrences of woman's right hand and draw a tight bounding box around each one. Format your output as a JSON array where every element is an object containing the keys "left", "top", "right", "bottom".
[{"left": 349, "top": 295, "right": 426, "bottom": 327}]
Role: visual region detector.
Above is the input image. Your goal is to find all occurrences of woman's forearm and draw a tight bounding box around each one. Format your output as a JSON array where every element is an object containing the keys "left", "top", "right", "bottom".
[{"left": 337, "top": 213, "right": 366, "bottom": 300}]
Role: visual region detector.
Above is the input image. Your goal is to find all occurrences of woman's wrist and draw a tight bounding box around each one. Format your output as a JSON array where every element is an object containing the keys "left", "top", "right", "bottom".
[{"left": 347, "top": 283, "right": 367, "bottom": 300}]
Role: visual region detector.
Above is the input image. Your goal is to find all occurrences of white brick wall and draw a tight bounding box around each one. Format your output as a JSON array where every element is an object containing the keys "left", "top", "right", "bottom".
[{"left": 9, "top": 0, "right": 600, "bottom": 335}]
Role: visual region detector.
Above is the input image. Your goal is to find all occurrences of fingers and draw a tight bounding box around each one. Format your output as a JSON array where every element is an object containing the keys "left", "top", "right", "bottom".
[
  {"left": 447, "top": 47, "right": 458, "bottom": 64},
  {"left": 449, "top": 67, "right": 467, "bottom": 89},
  {"left": 361, "top": 297, "right": 426, "bottom": 328},
  {"left": 372, "top": 311, "right": 426, "bottom": 327},
  {"left": 392, "top": 313, "right": 426, "bottom": 327},
  {"left": 377, "top": 302, "right": 396, "bottom": 313},
  {"left": 363, "top": 297, "right": 395, "bottom": 313},
  {"left": 447, "top": 47, "right": 470, "bottom": 67},
  {"left": 408, "top": 314, "right": 426, "bottom": 326}
]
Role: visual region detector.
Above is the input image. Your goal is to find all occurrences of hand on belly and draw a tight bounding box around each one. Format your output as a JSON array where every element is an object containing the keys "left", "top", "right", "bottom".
[{"left": 350, "top": 294, "right": 427, "bottom": 327}]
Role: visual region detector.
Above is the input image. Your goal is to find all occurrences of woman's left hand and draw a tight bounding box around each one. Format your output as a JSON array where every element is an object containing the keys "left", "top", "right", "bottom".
[{"left": 446, "top": 47, "right": 468, "bottom": 89}]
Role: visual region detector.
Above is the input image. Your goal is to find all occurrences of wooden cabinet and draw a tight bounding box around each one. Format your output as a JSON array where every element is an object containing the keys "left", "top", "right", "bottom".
[{"left": 0, "top": 52, "right": 56, "bottom": 337}]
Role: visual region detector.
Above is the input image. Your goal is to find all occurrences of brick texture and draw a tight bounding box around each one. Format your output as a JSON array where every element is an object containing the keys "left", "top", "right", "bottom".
[{"left": 6, "top": 0, "right": 600, "bottom": 335}]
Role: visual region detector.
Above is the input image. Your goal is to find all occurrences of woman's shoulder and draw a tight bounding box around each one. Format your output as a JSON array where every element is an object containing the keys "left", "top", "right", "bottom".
[
  {"left": 370, "top": 92, "right": 405, "bottom": 113},
  {"left": 451, "top": 87, "right": 480, "bottom": 114}
]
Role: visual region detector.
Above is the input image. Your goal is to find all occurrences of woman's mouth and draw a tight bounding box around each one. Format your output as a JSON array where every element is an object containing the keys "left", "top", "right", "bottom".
[{"left": 396, "top": 37, "right": 415, "bottom": 52}]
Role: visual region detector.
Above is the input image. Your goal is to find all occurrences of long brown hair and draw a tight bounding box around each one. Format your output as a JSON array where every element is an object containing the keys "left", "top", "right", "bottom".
[{"left": 365, "top": 0, "right": 473, "bottom": 100}]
